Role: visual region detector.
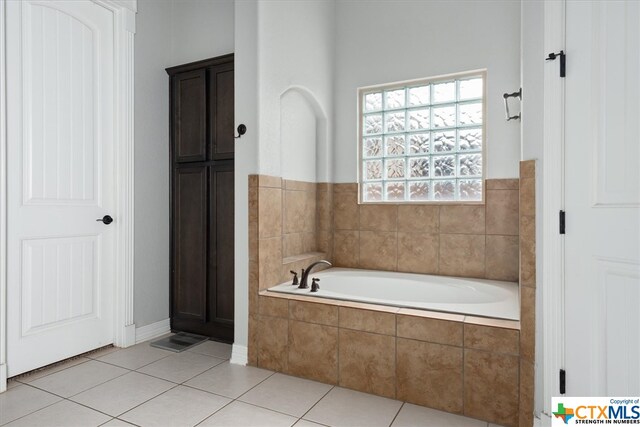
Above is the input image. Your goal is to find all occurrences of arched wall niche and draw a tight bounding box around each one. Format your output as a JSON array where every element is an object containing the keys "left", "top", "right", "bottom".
[{"left": 279, "top": 86, "right": 330, "bottom": 183}]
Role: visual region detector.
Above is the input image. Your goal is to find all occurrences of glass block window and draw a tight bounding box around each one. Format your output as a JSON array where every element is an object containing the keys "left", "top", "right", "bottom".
[{"left": 359, "top": 73, "right": 485, "bottom": 203}]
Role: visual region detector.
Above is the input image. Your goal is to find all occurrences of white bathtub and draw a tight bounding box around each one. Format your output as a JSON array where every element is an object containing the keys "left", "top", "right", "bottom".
[{"left": 268, "top": 267, "right": 519, "bottom": 320}]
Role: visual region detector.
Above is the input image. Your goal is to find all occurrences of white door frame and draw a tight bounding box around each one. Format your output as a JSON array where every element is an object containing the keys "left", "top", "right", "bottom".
[
  {"left": 541, "top": 0, "right": 566, "bottom": 417},
  {"left": 0, "top": 0, "right": 137, "bottom": 392}
]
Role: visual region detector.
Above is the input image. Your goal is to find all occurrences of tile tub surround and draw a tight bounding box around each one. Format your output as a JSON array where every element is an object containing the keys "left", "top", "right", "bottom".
[
  {"left": 253, "top": 292, "right": 522, "bottom": 427},
  {"left": 518, "top": 160, "right": 536, "bottom": 427},
  {"left": 248, "top": 171, "right": 536, "bottom": 427},
  {"left": 332, "top": 180, "right": 520, "bottom": 282},
  {"left": 248, "top": 175, "right": 333, "bottom": 366}
]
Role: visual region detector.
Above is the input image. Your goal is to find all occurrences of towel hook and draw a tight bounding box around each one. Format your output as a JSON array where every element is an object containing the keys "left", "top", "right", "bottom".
[
  {"left": 235, "top": 124, "right": 247, "bottom": 139},
  {"left": 503, "top": 88, "right": 522, "bottom": 121}
]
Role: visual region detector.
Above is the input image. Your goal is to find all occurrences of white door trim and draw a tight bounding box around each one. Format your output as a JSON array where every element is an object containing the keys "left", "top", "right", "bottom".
[
  {"left": 0, "top": 0, "right": 137, "bottom": 392},
  {"left": 0, "top": 0, "right": 7, "bottom": 394},
  {"left": 541, "top": 0, "right": 566, "bottom": 416}
]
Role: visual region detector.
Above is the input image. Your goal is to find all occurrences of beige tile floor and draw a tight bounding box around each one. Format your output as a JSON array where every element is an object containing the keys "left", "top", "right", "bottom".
[{"left": 1, "top": 335, "right": 508, "bottom": 427}]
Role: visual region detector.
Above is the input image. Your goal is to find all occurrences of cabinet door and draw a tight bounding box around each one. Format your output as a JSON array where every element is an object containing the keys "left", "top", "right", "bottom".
[
  {"left": 209, "top": 164, "right": 235, "bottom": 331},
  {"left": 172, "top": 166, "right": 208, "bottom": 322},
  {"left": 208, "top": 63, "right": 235, "bottom": 160},
  {"left": 172, "top": 69, "right": 207, "bottom": 162}
]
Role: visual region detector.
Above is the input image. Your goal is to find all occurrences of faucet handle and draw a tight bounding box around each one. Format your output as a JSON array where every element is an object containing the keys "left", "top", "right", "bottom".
[
  {"left": 289, "top": 270, "right": 298, "bottom": 286},
  {"left": 310, "top": 278, "right": 320, "bottom": 293}
]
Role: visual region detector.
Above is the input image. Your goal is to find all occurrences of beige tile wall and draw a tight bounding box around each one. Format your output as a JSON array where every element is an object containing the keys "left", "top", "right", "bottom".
[
  {"left": 282, "top": 180, "right": 317, "bottom": 258},
  {"left": 248, "top": 175, "right": 330, "bottom": 365},
  {"left": 254, "top": 292, "right": 521, "bottom": 427},
  {"left": 248, "top": 169, "right": 537, "bottom": 427},
  {"left": 332, "top": 179, "right": 520, "bottom": 282},
  {"left": 519, "top": 160, "right": 536, "bottom": 427}
]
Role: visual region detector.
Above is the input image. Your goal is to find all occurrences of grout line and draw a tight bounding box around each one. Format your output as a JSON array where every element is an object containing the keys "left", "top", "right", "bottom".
[
  {"left": 25, "top": 365, "right": 133, "bottom": 400},
  {"left": 0, "top": 386, "right": 64, "bottom": 425},
  {"left": 388, "top": 401, "right": 405, "bottom": 426},
  {"left": 111, "top": 382, "right": 182, "bottom": 420},
  {"left": 233, "top": 370, "right": 277, "bottom": 400},
  {"left": 92, "top": 354, "right": 172, "bottom": 372},
  {"left": 17, "top": 382, "right": 129, "bottom": 424},
  {"left": 394, "top": 313, "right": 398, "bottom": 400},
  {"left": 294, "top": 418, "right": 331, "bottom": 427},
  {"left": 298, "top": 385, "right": 335, "bottom": 421},
  {"left": 462, "top": 322, "right": 466, "bottom": 416},
  {"left": 192, "top": 398, "right": 236, "bottom": 427},
  {"left": 14, "top": 358, "right": 93, "bottom": 385},
  {"left": 115, "top": 419, "right": 140, "bottom": 427},
  {"left": 232, "top": 399, "right": 307, "bottom": 420}
]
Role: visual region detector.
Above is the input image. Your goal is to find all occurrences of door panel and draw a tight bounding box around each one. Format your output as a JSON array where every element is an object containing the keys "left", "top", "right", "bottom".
[
  {"left": 565, "top": 0, "right": 640, "bottom": 395},
  {"left": 7, "top": 0, "right": 115, "bottom": 376},
  {"left": 172, "top": 70, "right": 207, "bottom": 163},
  {"left": 24, "top": 3, "right": 97, "bottom": 205},
  {"left": 172, "top": 166, "right": 208, "bottom": 321},
  {"left": 209, "top": 64, "right": 235, "bottom": 160},
  {"left": 211, "top": 167, "right": 234, "bottom": 324},
  {"left": 21, "top": 236, "right": 98, "bottom": 334}
]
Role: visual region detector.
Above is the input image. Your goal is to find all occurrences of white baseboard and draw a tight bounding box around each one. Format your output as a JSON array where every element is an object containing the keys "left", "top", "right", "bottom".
[
  {"left": 0, "top": 363, "right": 7, "bottom": 393},
  {"left": 135, "top": 319, "right": 171, "bottom": 344},
  {"left": 230, "top": 344, "right": 248, "bottom": 366},
  {"left": 123, "top": 324, "right": 136, "bottom": 347}
]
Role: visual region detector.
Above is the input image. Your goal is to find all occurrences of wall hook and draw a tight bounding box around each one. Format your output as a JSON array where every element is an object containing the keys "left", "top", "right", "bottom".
[
  {"left": 235, "top": 124, "right": 247, "bottom": 139},
  {"left": 503, "top": 88, "right": 522, "bottom": 121}
]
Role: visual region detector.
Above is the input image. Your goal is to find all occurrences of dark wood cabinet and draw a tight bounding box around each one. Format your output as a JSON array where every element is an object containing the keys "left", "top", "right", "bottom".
[{"left": 167, "top": 54, "right": 234, "bottom": 342}]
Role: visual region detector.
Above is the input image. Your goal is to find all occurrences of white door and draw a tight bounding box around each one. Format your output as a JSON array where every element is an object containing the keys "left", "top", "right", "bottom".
[
  {"left": 564, "top": 0, "right": 640, "bottom": 395},
  {"left": 7, "top": 0, "right": 116, "bottom": 376}
]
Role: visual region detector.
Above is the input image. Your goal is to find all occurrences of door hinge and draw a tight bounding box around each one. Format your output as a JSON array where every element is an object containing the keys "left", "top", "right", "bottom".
[
  {"left": 546, "top": 50, "right": 566, "bottom": 77},
  {"left": 559, "top": 210, "right": 566, "bottom": 234},
  {"left": 560, "top": 369, "right": 566, "bottom": 394}
]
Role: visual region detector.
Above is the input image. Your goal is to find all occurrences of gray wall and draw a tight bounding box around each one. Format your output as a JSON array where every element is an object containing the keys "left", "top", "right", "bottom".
[
  {"left": 520, "top": 0, "right": 544, "bottom": 415},
  {"left": 333, "top": 0, "right": 522, "bottom": 182},
  {"left": 134, "top": 0, "right": 234, "bottom": 328},
  {"left": 233, "top": 0, "right": 336, "bottom": 353}
]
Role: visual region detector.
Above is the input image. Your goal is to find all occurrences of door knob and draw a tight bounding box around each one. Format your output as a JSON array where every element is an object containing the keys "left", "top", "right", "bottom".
[{"left": 96, "top": 215, "right": 114, "bottom": 225}]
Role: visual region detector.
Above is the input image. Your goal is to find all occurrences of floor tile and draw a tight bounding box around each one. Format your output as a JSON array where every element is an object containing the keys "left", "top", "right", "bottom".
[
  {"left": 71, "top": 372, "right": 174, "bottom": 416},
  {"left": 86, "top": 346, "right": 121, "bottom": 360},
  {"left": 15, "top": 357, "right": 90, "bottom": 384},
  {"left": 187, "top": 340, "right": 232, "bottom": 359},
  {"left": 100, "top": 420, "right": 136, "bottom": 427},
  {"left": 294, "top": 420, "right": 327, "bottom": 427},
  {"left": 5, "top": 400, "right": 111, "bottom": 427},
  {"left": 534, "top": 415, "right": 550, "bottom": 427},
  {"left": 6, "top": 379, "right": 21, "bottom": 390},
  {"left": 28, "top": 360, "right": 128, "bottom": 398},
  {"left": 137, "top": 351, "right": 226, "bottom": 383},
  {"left": 392, "top": 403, "right": 487, "bottom": 427},
  {"left": 304, "top": 387, "right": 403, "bottom": 427},
  {"left": 239, "top": 373, "right": 332, "bottom": 418},
  {"left": 96, "top": 343, "right": 172, "bottom": 370},
  {"left": 120, "top": 385, "right": 231, "bottom": 427},
  {"left": 0, "top": 384, "right": 61, "bottom": 425},
  {"left": 199, "top": 401, "right": 297, "bottom": 427},
  {"left": 184, "top": 361, "right": 273, "bottom": 398}
]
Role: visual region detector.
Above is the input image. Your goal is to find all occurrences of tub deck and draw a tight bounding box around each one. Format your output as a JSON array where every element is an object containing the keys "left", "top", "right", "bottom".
[{"left": 268, "top": 267, "right": 520, "bottom": 321}]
